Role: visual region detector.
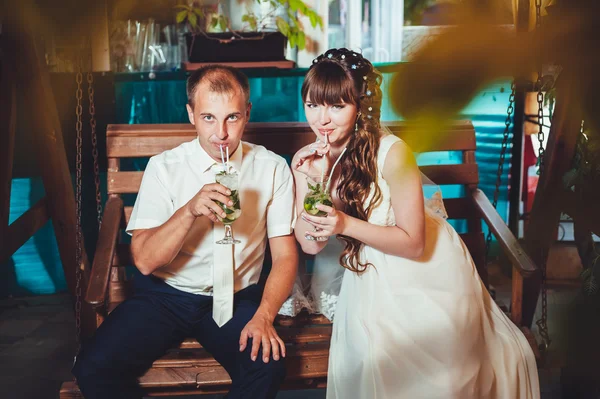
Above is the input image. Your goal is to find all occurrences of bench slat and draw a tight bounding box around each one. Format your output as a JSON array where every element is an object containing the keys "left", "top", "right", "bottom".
[
  {"left": 106, "top": 121, "right": 476, "bottom": 158},
  {"left": 108, "top": 164, "right": 478, "bottom": 195}
]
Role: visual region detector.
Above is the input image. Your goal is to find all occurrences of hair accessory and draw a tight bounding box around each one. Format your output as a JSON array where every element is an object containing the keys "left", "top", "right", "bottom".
[
  {"left": 366, "top": 90, "right": 372, "bottom": 96},
  {"left": 363, "top": 76, "right": 367, "bottom": 80},
  {"left": 341, "top": 55, "right": 346, "bottom": 59},
  {"left": 351, "top": 65, "right": 357, "bottom": 69},
  {"left": 368, "top": 107, "right": 372, "bottom": 111},
  {"left": 327, "top": 53, "right": 333, "bottom": 59}
]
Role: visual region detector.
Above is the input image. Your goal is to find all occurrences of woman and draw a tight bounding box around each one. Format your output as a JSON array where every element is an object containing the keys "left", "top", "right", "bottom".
[{"left": 292, "top": 48, "right": 539, "bottom": 399}]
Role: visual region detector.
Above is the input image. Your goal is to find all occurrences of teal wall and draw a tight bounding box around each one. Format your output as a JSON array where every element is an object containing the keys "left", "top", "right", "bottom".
[{"left": 3, "top": 69, "right": 512, "bottom": 297}]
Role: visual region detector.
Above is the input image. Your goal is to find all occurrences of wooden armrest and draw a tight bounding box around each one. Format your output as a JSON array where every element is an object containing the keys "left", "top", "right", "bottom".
[
  {"left": 470, "top": 189, "right": 538, "bottom": 278},
  {"left": 85, "top": 197, "right": 124, "bottom": 307}
]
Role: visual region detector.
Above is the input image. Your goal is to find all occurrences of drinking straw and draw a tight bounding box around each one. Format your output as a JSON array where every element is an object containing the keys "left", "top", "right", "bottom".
[
  {"left": 320, "top": 134, "right": 328, "bottom": 187},
  {"left": 325, "top": 147, "right": 347, "bottom": 193},
  {"left": 226, "top": 146, "right": 230, "bottom": 171},
  {"left": 219, "top": 145, "right": 226, "bottom": 170}
]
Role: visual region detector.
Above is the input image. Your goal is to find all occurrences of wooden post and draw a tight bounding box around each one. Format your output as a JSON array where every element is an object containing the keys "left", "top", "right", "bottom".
[
  {"left": 516, "top": 0, "right": 531, "bottom": 33},
  {"left": 464, "top": 150, "right": 488, "bottom": 288},
  {"left": 506, "top": 0, "right": 531, "bottom": 236},
  {"left": 3, "top": 2, "right": 90, "bottom": 299},
  {"left": 509, "top": 82, "right": 526, "bottom": 235},
  {"left": 90, "top": 0, "right": 111, "bottom": 72},
  {"left": 522, "top": 73, "right": 581, "bottom": 327},
  {"left": 0, "top": 44, "right": 17, "bottom": 242}
]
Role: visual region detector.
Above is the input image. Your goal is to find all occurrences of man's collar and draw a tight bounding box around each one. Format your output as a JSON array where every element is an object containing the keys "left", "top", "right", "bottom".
[{"left": 195, "top": 139, "right": 243, "bottom": 173}]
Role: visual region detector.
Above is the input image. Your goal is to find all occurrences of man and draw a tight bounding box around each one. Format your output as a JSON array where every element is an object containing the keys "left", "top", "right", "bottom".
[{"left": 73, "top": 65, "right": 298, "bottom": 399}]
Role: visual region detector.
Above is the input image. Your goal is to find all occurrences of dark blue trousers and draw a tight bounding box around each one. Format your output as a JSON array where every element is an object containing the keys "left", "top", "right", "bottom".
[{"left": 72, "top": 273, "right": 286, "bottom": 399}]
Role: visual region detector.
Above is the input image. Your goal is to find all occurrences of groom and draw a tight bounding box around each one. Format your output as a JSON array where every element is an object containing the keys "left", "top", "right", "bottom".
[{"left": 72, "top": 65, "right": 298, "bottom": 398}]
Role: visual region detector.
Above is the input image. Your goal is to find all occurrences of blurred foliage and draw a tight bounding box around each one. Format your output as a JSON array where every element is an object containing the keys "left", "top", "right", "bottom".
[
  {"left": 389, "top": 0, "right": 600, "bottom": 137},
  {"left": 404, "top": 0, "right": 437, "bottom": 25}
]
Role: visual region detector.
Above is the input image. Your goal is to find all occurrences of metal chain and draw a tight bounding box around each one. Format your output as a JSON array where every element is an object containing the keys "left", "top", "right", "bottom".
[
  {"left": 535, "top": 82, "right": 546, "bottom": 172},
  {"left": 534, "top": 0, "right": 551, "bottom": 351},
  {"left": 87, "top": 72, "right": 103, "bottom": 228},
  {"left": 74, "top": 56, "right": 84, "bottom": 364},
  {"left": 485, "top": 81, "right": 515, "bottom": 260}
]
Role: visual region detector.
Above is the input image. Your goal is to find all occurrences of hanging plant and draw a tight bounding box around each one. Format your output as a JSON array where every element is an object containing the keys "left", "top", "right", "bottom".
[
  {"left": 581, "top": 258, "right": 599, "bottom": 297},
  {"left": 563, "top": 125, "right": 600, "bottom": 298}
]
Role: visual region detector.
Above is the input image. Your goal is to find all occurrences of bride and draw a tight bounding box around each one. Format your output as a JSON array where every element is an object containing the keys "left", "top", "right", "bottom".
[{"left": 285, "top": 47, "right": 540, "bottom": 399}]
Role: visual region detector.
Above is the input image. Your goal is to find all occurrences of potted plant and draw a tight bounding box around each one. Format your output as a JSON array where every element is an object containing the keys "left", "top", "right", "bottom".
[{"left": 175, "top": 0, "right": 323, "bottom": 63}]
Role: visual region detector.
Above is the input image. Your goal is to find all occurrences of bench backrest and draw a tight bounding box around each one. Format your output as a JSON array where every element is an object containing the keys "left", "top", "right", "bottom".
[{"left": 105, "top": 121, "right": 485, "bottom": 290}]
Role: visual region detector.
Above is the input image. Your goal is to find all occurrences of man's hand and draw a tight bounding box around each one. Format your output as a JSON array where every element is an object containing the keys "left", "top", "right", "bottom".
[
  {"left": 186, "top": 183, "right": 232, "bottom": 222},
  {"left": 239, "top": 311, "right": 286, "bottom": 363}
]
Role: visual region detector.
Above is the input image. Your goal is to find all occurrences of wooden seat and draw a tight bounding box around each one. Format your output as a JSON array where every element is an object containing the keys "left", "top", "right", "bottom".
[{"left": 60, "top": 121, "right": 540, "bottom": 397}]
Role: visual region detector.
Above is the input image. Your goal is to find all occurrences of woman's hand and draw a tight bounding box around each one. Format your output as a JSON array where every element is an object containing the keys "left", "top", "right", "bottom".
[
  {"left": 301, "top": 203, "right": 348, "bottom": 239},
  {"left": 293, "top": 139, "right": 331, "bottom": 176}
]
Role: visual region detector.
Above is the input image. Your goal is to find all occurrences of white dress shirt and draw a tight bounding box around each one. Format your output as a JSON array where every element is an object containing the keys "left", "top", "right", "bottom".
[{"left": 126, "top": 138, "right": 295, "bottom": 295}]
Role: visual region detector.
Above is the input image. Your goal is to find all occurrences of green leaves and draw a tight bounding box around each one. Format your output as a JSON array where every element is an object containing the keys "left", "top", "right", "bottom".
[
  {"left": 242, "top": 14, "right": 258, "bottom": 31},
  {"left": 288, "top": 0, "right": 303, "bottom": 12},
  {"left": 275, "top": 17, "right": 290, "bottom": 36},
  {"left": 274, "top": 0, "right": 323, "bottom": 50},
  {"left": 174, "top": 4, "right": 204, "bottom": 33},
  {"left": 188, "top": 12, "right": 198, "bottom": 29},
  {"left": 210, "top": 15, "right": 229, "bottom": 32},
  {"left": 176, "top": 10, "right": 187, "bottom": 24},
  {"left": 218, "top": 15, "right": 228, "bottom": 32},
  {"left": 306, "top": 9, "right": 323, "bottom": 29},
  {"left": 581, "top": 267, "right": 599, "bottom": 297}
]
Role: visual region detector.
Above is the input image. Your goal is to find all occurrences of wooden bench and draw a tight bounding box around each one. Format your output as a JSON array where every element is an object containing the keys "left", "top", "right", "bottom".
[{"left": 60, "top": 120, "right": 540, "bottom": 397}]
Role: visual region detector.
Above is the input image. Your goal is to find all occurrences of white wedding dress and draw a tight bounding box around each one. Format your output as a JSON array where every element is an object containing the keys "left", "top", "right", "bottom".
[{"left": 313, "top": 135, "right": 539, "bottom": 399}]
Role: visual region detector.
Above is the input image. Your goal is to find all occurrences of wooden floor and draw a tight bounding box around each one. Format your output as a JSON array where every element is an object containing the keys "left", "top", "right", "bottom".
[{"left": 0, "top": 248, "right": 596, "bottom": 398}]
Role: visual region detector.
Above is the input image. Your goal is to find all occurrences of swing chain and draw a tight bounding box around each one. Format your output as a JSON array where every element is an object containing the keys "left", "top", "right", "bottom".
[
  {"left": 534, "top": 0, "right": 551, "bottom": 351},
  {"left": 485, "top": 81, "right": 515, "bottom": 260},
  {"left": 74, "top": 56, "right": 84, "bottom": 361},
  {"left": 87, "top": 72, "right": 102, "bottom": 228},
  {"left": 73, "top": 46, "right": 103, "bottom": 364}
]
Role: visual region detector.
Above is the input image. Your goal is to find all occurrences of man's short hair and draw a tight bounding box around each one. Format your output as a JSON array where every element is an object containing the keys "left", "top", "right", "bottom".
[{"left": 186, "top": 65, "right": 250, "bottom": 109}]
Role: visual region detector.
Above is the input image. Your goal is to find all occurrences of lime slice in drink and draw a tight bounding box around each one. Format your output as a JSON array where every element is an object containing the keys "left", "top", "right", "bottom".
[
  {"left": 226, "top": 209, "right": 241, "bottom": 220},
  {"left": 305, "top": 206, "right": 320, "bottom": 216}
]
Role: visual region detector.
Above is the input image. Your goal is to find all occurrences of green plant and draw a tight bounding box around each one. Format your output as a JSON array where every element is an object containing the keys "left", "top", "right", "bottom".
[
  {"left": 581, "top": 255, "right": 600, "bottom": 297},
  {"left": 403, "top": 0, "right": 436, "bottom": 25},
  {"left": 175, "top": 0, "right": 323, "bottom": 50},
  {"left": 562, "top": 126, "right": 600, "bottom": 298}
]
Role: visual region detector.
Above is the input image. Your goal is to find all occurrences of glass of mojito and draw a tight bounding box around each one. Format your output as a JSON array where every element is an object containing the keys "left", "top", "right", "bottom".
[
  {"left": 303, "top": 175, "right": 333, "bottom": 242},
  {"left": 215, "top": 170, "right": 242, "bottom": 244}
]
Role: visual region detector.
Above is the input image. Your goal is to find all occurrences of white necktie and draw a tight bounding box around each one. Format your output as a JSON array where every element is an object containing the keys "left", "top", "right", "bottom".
[{"left": 211, "top": 164, "right": 235, "bottom": 327}]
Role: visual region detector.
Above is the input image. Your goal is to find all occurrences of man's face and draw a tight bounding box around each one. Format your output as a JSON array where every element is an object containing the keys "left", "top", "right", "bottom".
[{"left": 186, "top": 81, "right": 251, "bottom": 162}]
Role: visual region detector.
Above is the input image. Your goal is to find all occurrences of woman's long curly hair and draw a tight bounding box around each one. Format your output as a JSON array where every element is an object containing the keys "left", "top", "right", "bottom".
[{"left": 301, "top": 48, "right": 384, "bottom": 273}]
